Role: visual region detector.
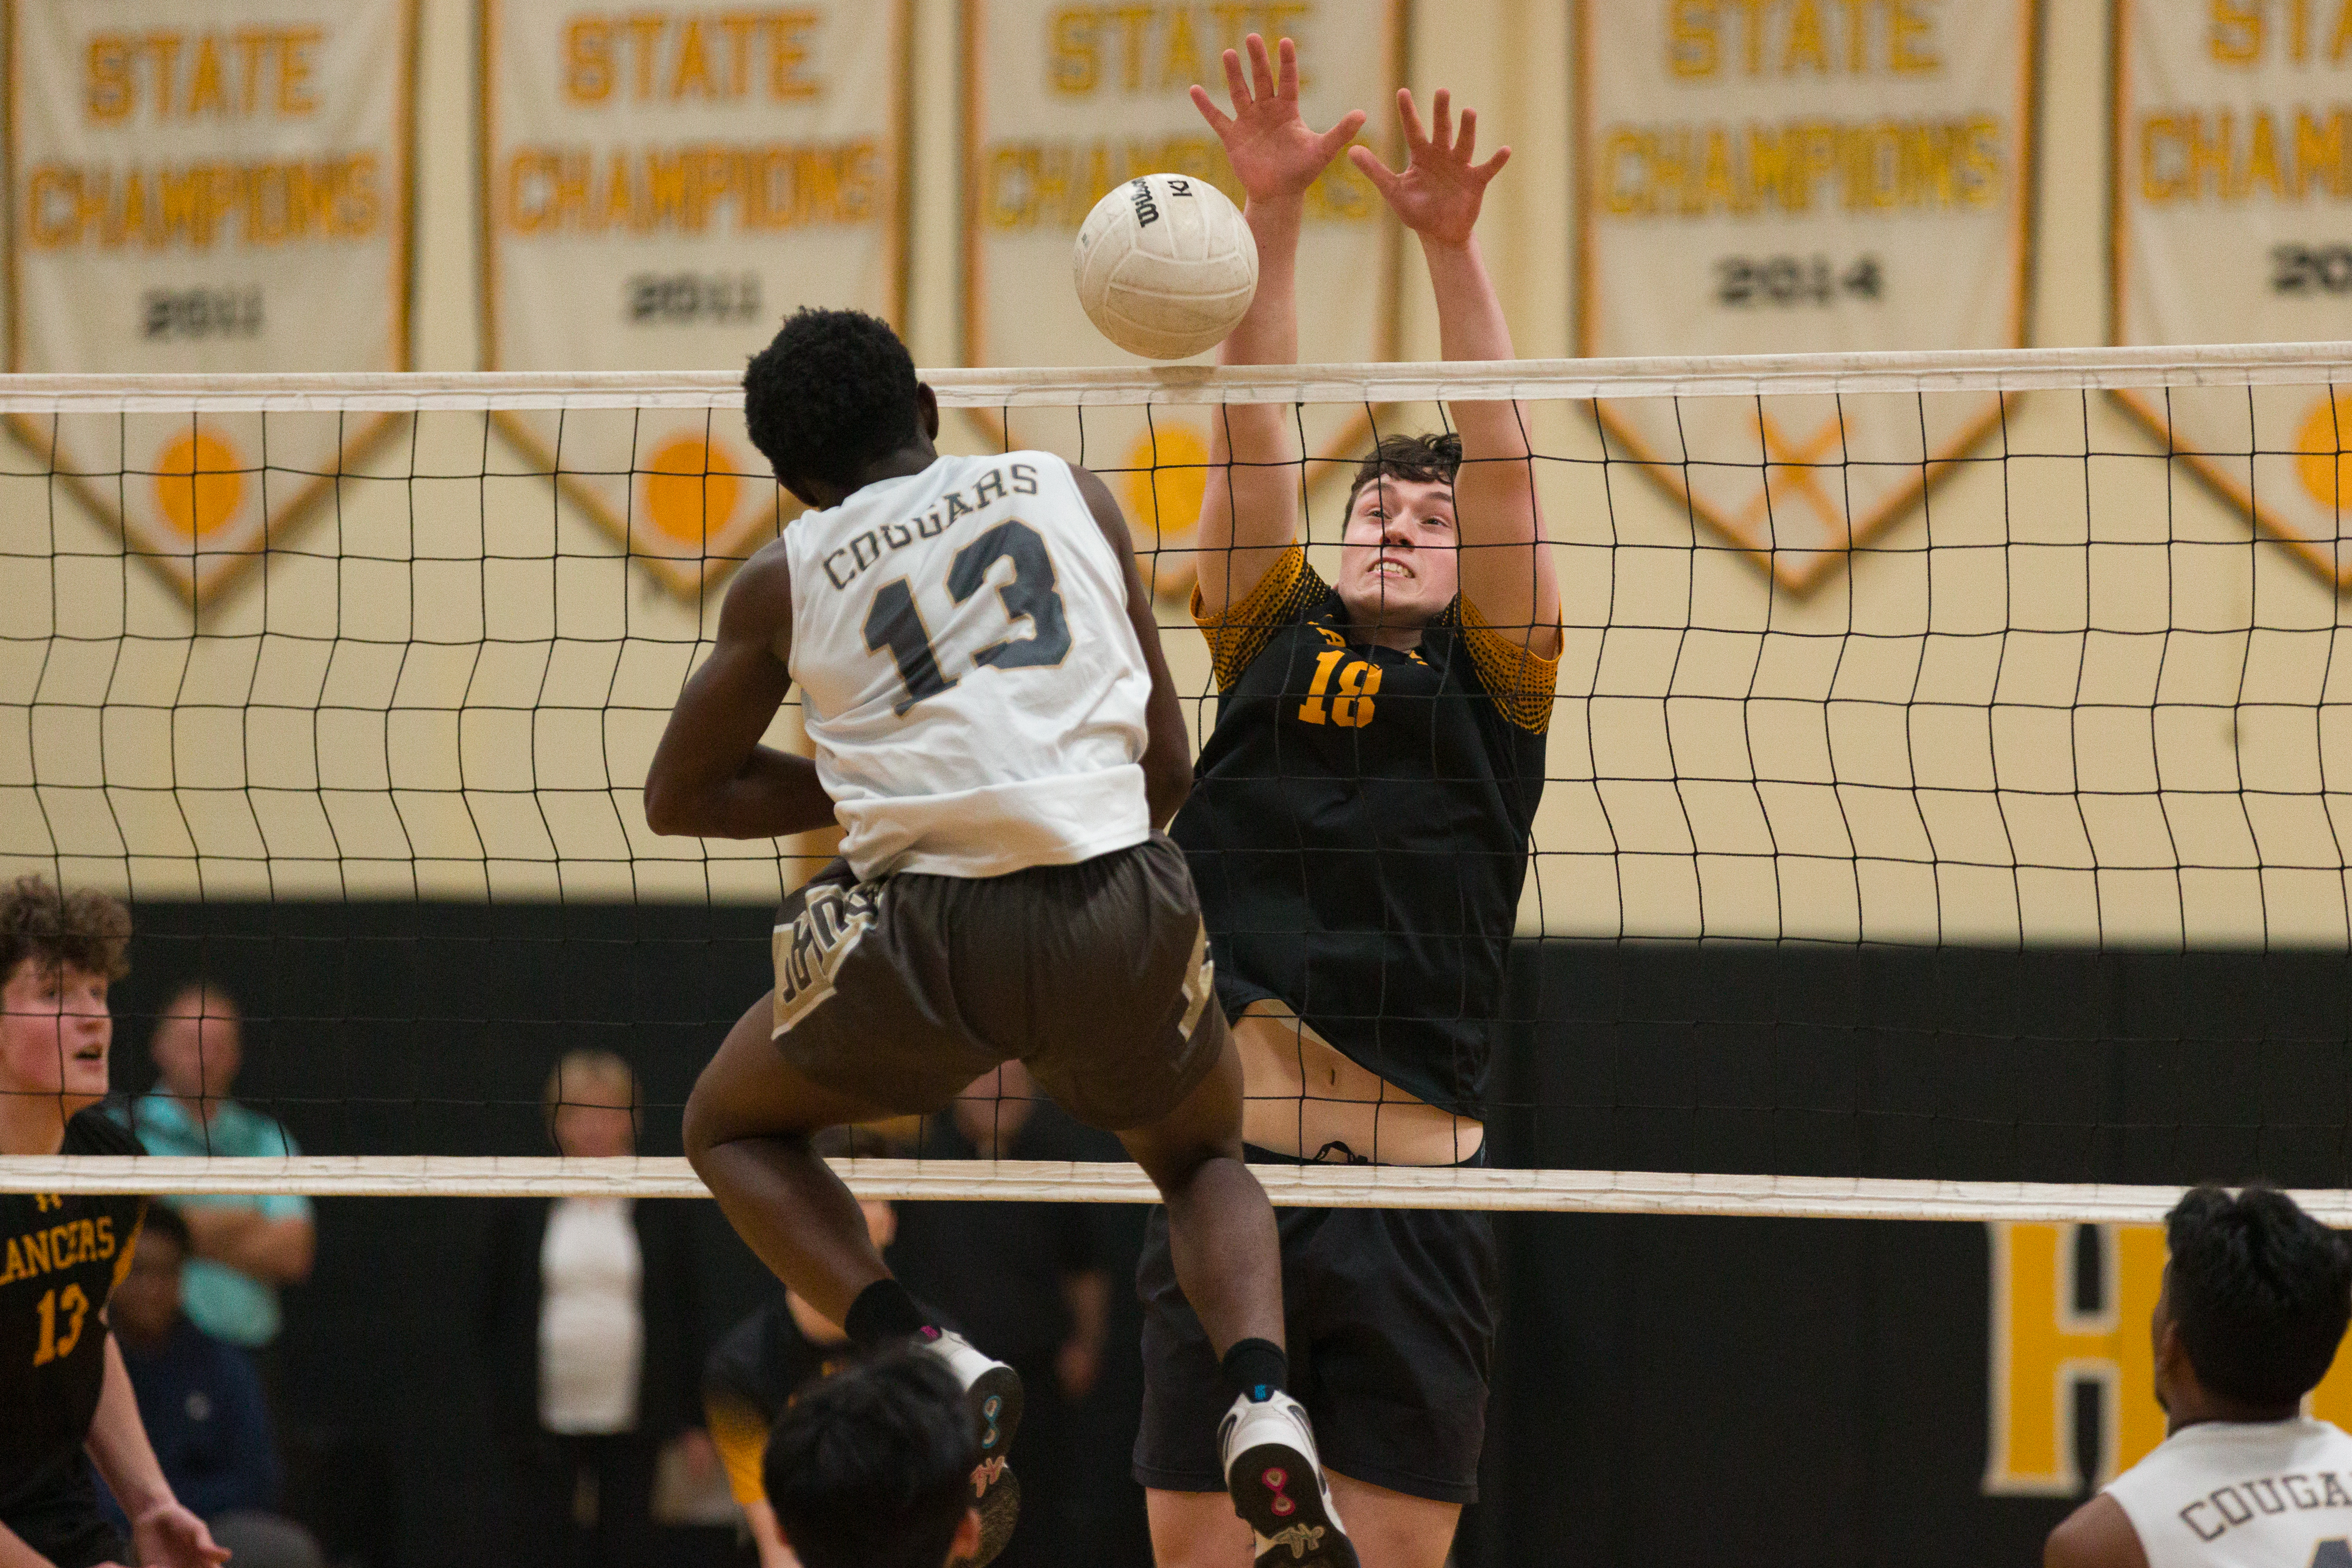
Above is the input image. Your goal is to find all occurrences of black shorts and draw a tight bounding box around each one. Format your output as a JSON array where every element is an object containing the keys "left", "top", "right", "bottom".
[
  {"left": 3, "top": 1480, "right": 128, "bottom": 1568},
  {"left": 770, "top": 834, "right": 1227, "bottom": 1132},
  {"left": 1132, "top": 1149, "right": 1500, "bottom": 1505}
]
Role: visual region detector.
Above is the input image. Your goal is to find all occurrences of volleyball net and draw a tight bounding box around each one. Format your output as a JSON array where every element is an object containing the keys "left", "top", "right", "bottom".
[{"left": 5, "top": 344, "right": 2352, "bottom": 1218}]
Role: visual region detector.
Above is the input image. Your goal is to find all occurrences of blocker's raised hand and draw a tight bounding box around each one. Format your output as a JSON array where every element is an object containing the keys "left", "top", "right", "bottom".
[
  {"left": 1190, "top": 33, "right": 1366, "bottom": 205},
  {"left": 1350, "top": 87, "right": 1511, "bottom": 247}
]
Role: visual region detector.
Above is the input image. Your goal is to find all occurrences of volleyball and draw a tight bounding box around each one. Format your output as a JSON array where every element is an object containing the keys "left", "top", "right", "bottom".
[{"left": 1072, "top": 173, "right": 1259, "bottom": 361}]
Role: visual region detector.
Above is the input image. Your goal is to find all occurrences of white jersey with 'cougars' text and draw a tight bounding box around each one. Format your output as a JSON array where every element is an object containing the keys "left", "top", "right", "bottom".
[
  {"left": 2105, "top": 1416, "right": 2352, "bottom": 1568},
  {"left": 782, "top": 451, "right": 1151, "bottom": 880}
]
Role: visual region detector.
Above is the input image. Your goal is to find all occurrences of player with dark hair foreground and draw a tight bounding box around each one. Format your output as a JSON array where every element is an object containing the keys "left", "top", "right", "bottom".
[
  {"left": 763, "top": 1349, "right": 981, "bottom": 1568},
  {"left": 650, "top": 309, "right": 1355, "bottom": 1565},
  {"left": 1141, "top": 36, "right": 1558, "bottom": 1568},
  {"left": 0, "top": 876, "right": 225, "bottom": 1568},
  {"left": 2046, "top": 1184, "right": 2352, "bottom": 1568}
]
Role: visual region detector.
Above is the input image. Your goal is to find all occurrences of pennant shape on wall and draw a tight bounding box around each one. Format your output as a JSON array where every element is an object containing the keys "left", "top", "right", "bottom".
[
  {"left": 1575, "top": 0, "right": 2037, "bottom": 590},
  {"left": 6, "top": 0, "right": 418, "bottom": 604},
  {"left": 479, "top": 0, "right": 912, "bottom": 599}
]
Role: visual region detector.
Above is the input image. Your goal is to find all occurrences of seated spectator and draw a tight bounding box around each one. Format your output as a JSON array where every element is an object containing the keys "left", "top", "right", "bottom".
[
  {"left": 479, "top": 1049, "right": 711, "bottom": 1568},
  {"left": 120, "top": 983, "right": 314, "bottom": 1373},
  {"left": 101, "top": 1207, "right": 322, "bottom": 1568},
  {"left": 763, "top": 1349, "right": 982, "bottom": 1568},
  {"left": 703, "top": 1129, "right": 897, "bottom": 1568}
]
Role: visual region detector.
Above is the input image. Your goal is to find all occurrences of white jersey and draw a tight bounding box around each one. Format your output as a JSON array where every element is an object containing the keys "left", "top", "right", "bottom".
[
  {"left": 781, "top": 451, "right": 1152, "bottom": 880},
  {"left": 2105, "top": 1416, "right": 2352, "bottom": 1568}
]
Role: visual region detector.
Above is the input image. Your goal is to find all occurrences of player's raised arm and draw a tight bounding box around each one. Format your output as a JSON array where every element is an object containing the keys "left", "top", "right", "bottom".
[
  {"left": 1353, "top": 89, "right": 1559, "bottom": 658},
  {"left": 643, "top": 545, "right": 837, "bottom": 840},
  {"left": 1188, "top": 34, "right": 1365, "bottom": 619}
]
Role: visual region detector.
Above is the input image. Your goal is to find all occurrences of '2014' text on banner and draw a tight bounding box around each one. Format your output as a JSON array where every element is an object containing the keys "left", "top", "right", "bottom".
[
  {"left": 480, "top": 1, "right": 911, "bottom": 598},
  {"left": 6, "top": 0, "right": 418, "bottom": 604},
  {"left": 1576, "top": 0, "right": 2037, "bottom": 591}
]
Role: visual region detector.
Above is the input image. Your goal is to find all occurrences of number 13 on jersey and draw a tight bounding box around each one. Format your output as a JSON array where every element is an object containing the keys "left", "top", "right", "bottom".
[{"left": 862, "top": 520, "right": 1072, "bottom": 715}]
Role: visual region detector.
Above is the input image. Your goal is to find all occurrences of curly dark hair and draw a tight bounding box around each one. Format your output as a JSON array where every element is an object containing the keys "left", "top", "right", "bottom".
[
  {"left": 0, "top": 875, "right": 130, "bottom": 986},
  {"left": 742, "top": 308, "right": 921, "bottom": 494},
  {"left": 1344, "top": 431, "right": 1463, "bottom": 519},
  {"left": 2166, "top": 1183, "right": 2352, "bottom": 1408}
]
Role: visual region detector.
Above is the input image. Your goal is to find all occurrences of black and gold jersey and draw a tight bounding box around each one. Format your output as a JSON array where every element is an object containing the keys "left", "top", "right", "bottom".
[
  {"left": 701, "top": 1296, "right": 852, "bottom": 1508},
  {"left": 1172, "top": 547, "right": 1556, "bottom": 1115},
  {"left": 0, "top": 1109, "right": 145, "bottom": 1516}
]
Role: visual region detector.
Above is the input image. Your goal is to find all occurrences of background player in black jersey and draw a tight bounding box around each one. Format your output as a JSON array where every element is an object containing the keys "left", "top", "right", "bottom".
[
  {"left": 0, "top": 876, "right": 225, "bottom": 1568},
  {"left": 1137, "top": 37, "right": 1560, "bottom": 1568}
]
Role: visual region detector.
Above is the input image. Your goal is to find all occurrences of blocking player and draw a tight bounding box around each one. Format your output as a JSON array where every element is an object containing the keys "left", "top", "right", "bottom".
[
  {"left": 647, "top": 308, "right": 1356, "bottom": 1567},
  {"left": 0, "top": 876, "right": 226, "bottom": 1568},
  {"left": 2045, "top": 1185, "right": 2352, "bottom": 1568},
  {"left": 1139, "top": 38, "right": 1560, "bottom": 1568}
]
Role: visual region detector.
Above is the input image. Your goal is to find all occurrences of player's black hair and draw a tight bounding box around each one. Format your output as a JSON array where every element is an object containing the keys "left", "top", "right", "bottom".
[
  {"left": 743, "top": 308, "right": 922, "bottom": 494},
  {"left": 2165, "top": 1183, "right": 2352, "bottom": 1408},
  {"left": 765, "top": 1346, "right": 977, "bottom": 1568},
  {"left": 1345, "top": 431, "right": 1464, "bottom": 519},
  {"left": 0, "top": 875, "right": 130, "bottom": 986},
  {"left": 134, "top": 1202, "right": 192, "bottom": 1262}
]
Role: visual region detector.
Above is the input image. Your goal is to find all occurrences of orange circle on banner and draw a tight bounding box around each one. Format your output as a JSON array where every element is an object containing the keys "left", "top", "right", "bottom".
[
  {"left": 154, "top": 431, "right": 245, "bottom": 539},
  {"left": 2297, "top": 393, "right": 2352, "bottom": 512},
  {"left": 1122, "top": 424, "right": 1208, "bottom": 549},
  {"left": 644, "top": 436, "right": 742, "bottom": 548}
]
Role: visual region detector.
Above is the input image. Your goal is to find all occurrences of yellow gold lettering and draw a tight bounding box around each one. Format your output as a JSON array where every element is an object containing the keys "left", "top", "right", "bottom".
[
  {"left": 1890, "top": 0, "right": 1938, "bottom": 72},
  {"left": 1784, "top": 0, "right": 1829, "bottom": 70},
  {"left": 672, "top": 17, "right": 715, "bottom": 97},
  {"left": 768, "top": 11, "right": 820, "bottom": 100},
  {"left": 2211, "top": 0, "right": 2263, "bottom": 64},
  {"left": 566, "top": 19, "right": 613, "bottom": 103},
  {"left": 87, "top": 36, "right": 133, "bottom": 122},
  {"left": 1051, "top": 8, "right": 1099, "bottom": 94},
  {"left": 187, "top": 34, "right": 225, "bottom": 115},
  {"left": 278, "top": 27, "right": 319, "bottom": 115},
  {"left": 1668, "top": 0, "right": 1718, "bottom": 78}
]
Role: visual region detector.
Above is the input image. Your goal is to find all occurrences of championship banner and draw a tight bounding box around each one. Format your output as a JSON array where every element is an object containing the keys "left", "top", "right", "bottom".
[
  {"left": 963, "top": 1, "right": 1405, "bottom": 599},
  {"left": 6, "top": 0, "right": 417, "bottom": 604},
  {"left": 1576, "top": 0, "right": 2037, "bottom": 590},
  {"left": 2113, "top": 1, "right": 2352, "bottom": 589},
  {"left": 480, "top": 1, "right": 911, "bottom": 598}
]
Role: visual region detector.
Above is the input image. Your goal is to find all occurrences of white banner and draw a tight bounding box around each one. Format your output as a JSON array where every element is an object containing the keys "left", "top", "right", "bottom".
[
  {"left": 481, "top": 1, "right": 910, "bottom": 597},
  {"left": 6, "top": 0, "right": 417, "bottom": 602},
  {"left": 963, "top": 0, "right": 1403, "bottom": 598},
  {"left": 1576, "top": 0, "right": 2036, "bottom": 589},
  {"left": 2114, "top": 0, "right": 2352, "bottom": 588}
]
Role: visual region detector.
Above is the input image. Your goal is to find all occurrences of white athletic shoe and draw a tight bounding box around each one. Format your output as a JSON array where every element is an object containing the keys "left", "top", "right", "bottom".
[
  {"left": 1219, "top": 1392, "right": 1359, "bottom": 1568},
  {"left": 915, "top": 1328, "right": 1023, "bottom": 1567}
]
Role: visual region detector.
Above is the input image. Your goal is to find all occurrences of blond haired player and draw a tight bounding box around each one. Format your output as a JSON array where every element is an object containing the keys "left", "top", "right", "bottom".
[
  {"left": 1136, "top": 35, "right": 1559, "bottom": 1568},
  {"left": 2046, "top": 1185, "right": 2352, "bottom": 1568}
]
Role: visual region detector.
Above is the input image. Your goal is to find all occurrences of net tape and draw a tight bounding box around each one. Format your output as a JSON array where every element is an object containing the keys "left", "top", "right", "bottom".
[
  {"left": 0, "top": 339, "right": 2348, "bottom": 412},
  {"left": 0, "top": 1156, "right": 2334, "bottom": 1224}
]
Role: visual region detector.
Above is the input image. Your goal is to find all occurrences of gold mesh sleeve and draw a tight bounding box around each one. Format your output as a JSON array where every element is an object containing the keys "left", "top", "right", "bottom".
[
  {"left": 1458, "top": 600, "right": 1561, "bottom": 734},
  {"left": 1192, "top": 546, "right": 1320, "bottom": 691},
  {"left": 706, "top": 1394, "right": 774, "bottom": 1506}
]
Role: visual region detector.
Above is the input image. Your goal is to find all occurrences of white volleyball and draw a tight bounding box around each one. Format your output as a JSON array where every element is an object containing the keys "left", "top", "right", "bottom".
[{"left": 1072, "top": 174, "right": 1259, "bottom": 361}]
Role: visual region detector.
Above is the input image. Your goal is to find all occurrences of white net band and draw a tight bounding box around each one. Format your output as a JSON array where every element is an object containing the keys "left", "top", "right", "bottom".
[
  {"left": 0, "top": 339, "right": 2347, "bottom": 413},
  {"left": 0, "top": 1156, "right": 2319, "bottom": 1224}
]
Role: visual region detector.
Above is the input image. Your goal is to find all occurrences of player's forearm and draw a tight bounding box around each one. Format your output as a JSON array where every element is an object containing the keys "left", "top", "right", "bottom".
[
  {"left": 649, "top": 748, "right": 836, "bottom": 840},
  {"left": 746, "top": 1501, "right": 801, "bottom": 1568},
  {"left": 86, "top": 1337, "right": 175, "bottom": 1524},
  {"left": 0, "top": 1520, "right": 58, "bottom": 1568},
  {"left": 1423, "top": 235, "right": 1532, "bottom": 457}
]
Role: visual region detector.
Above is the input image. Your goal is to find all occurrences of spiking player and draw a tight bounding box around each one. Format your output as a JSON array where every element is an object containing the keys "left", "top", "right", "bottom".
[
  {"left": 2045, "top": 1185, "right": 2352, "bottom": 1568},
  {"left": 645, "top": 309, "right": 1358, "bottom": 1567},
  {"left": 1136, "top": 38, "right": 1559, "bottom": 1568}
]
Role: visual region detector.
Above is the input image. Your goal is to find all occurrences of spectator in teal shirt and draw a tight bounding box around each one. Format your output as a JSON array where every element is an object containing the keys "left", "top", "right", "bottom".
[{"left": 120, "top": 983, "right": 314, "bottom": 1353}]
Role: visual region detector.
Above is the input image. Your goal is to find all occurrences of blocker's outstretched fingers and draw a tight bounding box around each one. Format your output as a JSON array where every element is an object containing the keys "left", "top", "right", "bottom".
[
  {"left": 1247, "top": 31, "right": 1276, "bottom": 102},
  {"left": 1395, "top": 86, "right": 1428, "bottom": 151},
  {"left": 1431, "top": 87, "right": 1452, "bottom": 150},
  {"left": 1347, "top": 143, "right": 1402, "bottom": 201},
  {"left": 1275, "top": 34, "right": 1301, "bottom": 99},
  {"left": 1457, "top": 106, "right": 1478, "bottom": 161},
  {"left": 1220, "top": 45, "right": 1251, "bottom": 112},
  {"left": 1190, "top": 82, "right": 1233, "bottom": 136}
]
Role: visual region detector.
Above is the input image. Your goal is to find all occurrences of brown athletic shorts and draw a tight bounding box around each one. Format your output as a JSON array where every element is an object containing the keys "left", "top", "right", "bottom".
[{"left": 768, "top": 832, "right": 1228, "bottom": 1131}]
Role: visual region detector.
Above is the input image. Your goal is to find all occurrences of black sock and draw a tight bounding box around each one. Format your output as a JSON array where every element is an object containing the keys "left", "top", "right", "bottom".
[
  {"left": 844, "top": 1278, "right": 933, "bottom": 1350},
  {"left": 1220, "top": 1338, "right": 1288, "bottom": 1405}
]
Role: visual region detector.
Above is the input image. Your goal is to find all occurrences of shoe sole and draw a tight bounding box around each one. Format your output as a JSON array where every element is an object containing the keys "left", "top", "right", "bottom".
[
  {"left": 960, "top": 1362, "right": 1024, "bottom": 1568},
  {"left": 1227, "top": 1442, "right": 1360, "bottom": 1568}
]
